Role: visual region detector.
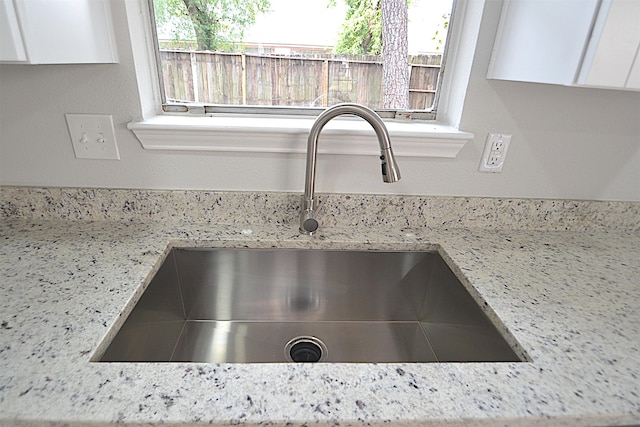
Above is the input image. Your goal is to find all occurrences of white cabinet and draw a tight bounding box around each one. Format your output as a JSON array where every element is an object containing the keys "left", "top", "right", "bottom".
[
  {"left": 0, "top": 0, "right": 118, "bottom": 64},
  {"left": 577, "top": 0, "right": 640, "bottom": 89},
  {"left": 0, "top": 0, "right": 27, "bottom": 62},
  {"left": 487, "top": 0, "right": 640, "bottom": 91}
]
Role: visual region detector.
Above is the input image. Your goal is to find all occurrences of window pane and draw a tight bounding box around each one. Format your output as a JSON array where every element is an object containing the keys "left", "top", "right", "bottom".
[{"left": 152, "top": 0, "right": 453, "bottom": 112}]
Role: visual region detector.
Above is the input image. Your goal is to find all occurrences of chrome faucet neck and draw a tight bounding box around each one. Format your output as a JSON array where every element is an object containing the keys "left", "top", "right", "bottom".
[{"left": 299, "top": 103, "right": 401, "bottom": 235}]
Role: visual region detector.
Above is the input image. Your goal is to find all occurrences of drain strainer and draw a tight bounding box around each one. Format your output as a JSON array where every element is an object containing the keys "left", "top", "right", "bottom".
[{"left": 284, "top": 336, "right": 327, "bottom": 363}]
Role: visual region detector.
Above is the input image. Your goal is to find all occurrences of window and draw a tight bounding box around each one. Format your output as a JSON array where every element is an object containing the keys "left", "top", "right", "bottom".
[
  {"left": 126, "top": 0, "right": 482, "bottom": 157},
  {"left": 149, "top": 0, "right": 453, "bottom": 120}
]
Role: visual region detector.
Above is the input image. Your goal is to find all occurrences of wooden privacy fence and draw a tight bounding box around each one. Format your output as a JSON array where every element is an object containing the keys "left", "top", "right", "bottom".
[{"left": 160, "top": 50, "right": 442, "bottom": 110}]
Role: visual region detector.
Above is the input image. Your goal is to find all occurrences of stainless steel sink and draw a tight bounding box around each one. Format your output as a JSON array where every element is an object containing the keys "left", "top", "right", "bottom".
[{"left": 98, "top": 248, "right": 522, "bottom": 363}]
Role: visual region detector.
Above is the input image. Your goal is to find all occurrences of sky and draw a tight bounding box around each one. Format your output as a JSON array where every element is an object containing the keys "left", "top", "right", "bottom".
[{"left": 242, "top": 0, "right": 453, "bottom": 54}]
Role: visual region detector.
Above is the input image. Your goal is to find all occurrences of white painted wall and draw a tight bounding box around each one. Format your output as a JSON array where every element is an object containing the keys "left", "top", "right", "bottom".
[{"left": 0, "top": 0, "right": 639, "bottom": 201}]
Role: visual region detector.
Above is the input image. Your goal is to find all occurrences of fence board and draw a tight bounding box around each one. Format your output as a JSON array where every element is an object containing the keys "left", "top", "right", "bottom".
[
  {"left": 162, "top": 51, "right": 194, "bottom": 102},
  {"left": 160, "top": 50, "right": 441, "bottom": 109},
  {"left": 197, "top": 53, "right": 243, "bottom": 104}
]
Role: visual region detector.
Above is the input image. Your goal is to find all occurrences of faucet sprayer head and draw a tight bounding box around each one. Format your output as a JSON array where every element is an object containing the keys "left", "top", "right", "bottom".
[{"left": 380, "top": 147, "right": 401, "bottom": 183}]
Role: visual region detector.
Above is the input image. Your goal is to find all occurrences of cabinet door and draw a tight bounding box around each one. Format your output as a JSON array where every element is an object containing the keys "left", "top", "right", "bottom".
[
  {"left": 487, "top": 0, "right": 600, "bottom": 86},
  {"left": 0, "top": 0, "right": 27, "bottom": 62},
  {"left": 1, "top": 0, "right": 118, "bottom": 64},
  {"left": 627, "top": 52, "right": 640, "bottom": 89},
  {"left": 577, "top": 0, "right": 640, "bottom": 90}
]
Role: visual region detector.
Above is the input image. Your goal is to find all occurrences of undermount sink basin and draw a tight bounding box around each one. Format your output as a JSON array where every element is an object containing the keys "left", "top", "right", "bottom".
[{"left": 98, "top": 248, "right": 522, "bottom": 363}]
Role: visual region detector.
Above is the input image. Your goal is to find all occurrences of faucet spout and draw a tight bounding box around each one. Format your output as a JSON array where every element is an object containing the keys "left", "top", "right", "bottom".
[{"left": 300, "top": 103, "right": 401, "bottom": 234}]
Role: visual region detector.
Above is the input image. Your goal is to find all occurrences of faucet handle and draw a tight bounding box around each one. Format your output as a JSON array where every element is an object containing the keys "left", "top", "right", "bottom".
[
  {"left": 314, "top": 197, "right": 324, "bottom": 215},
  {"left": 300, "top": 214, "right": 319, "bottom": 234},
  {"left": 299, "top": 196, "right": 321, "bottom": 234}
]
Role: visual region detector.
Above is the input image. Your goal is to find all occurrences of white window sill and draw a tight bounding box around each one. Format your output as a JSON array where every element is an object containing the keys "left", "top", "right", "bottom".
[{"left": 128, "top": 114, "right": 473, "bottom": 158}]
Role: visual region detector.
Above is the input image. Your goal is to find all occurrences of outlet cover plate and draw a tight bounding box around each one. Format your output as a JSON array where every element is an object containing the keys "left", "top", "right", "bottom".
[
  {"left": 66, "top": 113, "right": 120, "bottom": 160},
  {"left": 479, "top": 132, "right": 511, "bottom": 172}
]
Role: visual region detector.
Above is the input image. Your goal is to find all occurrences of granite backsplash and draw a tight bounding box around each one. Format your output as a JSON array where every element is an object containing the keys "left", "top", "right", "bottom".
[{"left": 1, "top": 186, "right": 638, "bottom": 232}]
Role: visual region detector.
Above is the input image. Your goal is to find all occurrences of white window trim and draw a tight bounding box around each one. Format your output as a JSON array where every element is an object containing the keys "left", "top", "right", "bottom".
[{"left": 124, "top": 0, "right": 483, "bottom": 158}]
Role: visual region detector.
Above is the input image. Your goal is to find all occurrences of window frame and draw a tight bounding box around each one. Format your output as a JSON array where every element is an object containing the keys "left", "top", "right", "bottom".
[
  {"left": 151, "top": 1, "right": 451, "bottom": 120},
  {"left": 125, "top": 0, "right": 482, "bottom": 158}
]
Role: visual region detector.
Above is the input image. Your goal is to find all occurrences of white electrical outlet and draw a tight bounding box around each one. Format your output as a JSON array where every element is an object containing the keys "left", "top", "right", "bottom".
[
  {"left": 479, "top": 133, "right": 511, "bottom": 173},
  {"left": 65, "top": 114, "right": 120, "bottom": 160}
]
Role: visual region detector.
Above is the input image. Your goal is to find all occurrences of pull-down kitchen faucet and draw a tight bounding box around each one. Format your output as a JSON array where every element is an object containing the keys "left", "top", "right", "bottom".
[{"left": 299, "top": 103, "right": 401, "bottom": 234}]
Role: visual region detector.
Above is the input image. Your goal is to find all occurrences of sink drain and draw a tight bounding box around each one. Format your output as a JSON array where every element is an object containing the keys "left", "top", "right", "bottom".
[{"left": 285, "top": 336, "right": 327, "bottom": 363}]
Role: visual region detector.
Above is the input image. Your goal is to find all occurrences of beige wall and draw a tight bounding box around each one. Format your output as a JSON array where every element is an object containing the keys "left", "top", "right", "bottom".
[{"left": 1, "top": 0, "right": 639, "bottom": 201}]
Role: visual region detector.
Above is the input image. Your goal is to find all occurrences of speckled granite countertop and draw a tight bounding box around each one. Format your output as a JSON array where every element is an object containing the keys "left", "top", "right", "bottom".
[{"left": 0, "top": 188, "right": 639, "bottom": 426}]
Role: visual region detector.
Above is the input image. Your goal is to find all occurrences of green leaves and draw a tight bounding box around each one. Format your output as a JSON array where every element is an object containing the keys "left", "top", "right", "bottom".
[
  {"left": 332, "top": 0, "right": 382, "bottom": 54},
  {"left": 153, "top": 0, "right": 270, "bottom": 51},
  {"left": 431, "top": 12, "right": 450, "bottom": 51}
]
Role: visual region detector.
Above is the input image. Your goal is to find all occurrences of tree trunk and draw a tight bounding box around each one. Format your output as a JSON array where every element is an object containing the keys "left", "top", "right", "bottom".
[
  {"left": 382, "top": 0, "right": 409, "bottom": 109},
  {"left": 182, "top": 0, "right": 217, "bottom": 51}
]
